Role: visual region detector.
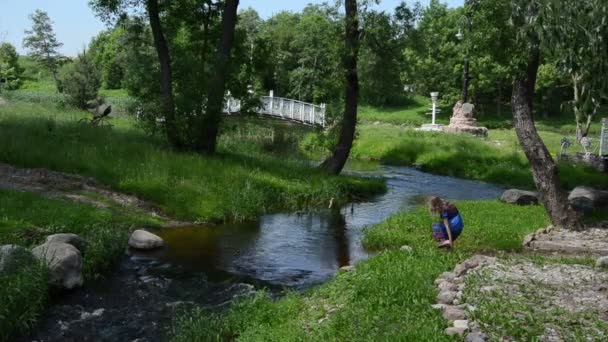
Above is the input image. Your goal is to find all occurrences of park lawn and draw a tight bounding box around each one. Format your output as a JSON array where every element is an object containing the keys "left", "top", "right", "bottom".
[
  {"left": 0, "top": 189, "right": 158, "bottom": 341},
  {"left": 171, "top": 200, "right": 552, "bottom": 341},
  {"left": 0, "top": 101, "right": 384, "bottom": 223}
]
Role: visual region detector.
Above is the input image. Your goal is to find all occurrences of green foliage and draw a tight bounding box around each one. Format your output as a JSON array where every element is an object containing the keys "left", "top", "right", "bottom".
[
  {"left": 171, "top": 201, "right": 551, "bottom": 341},
  {"left": 88, "top": 27, "right": 127, "bottom": 89},
  {"left": 0, "top": 261, "right": 49, "bottom": 342},
  {"left": 0, "top": 43, "right": 24, "bottom": 91},
  {"left": 57, "top": 50, "right": 101, "bottom": 108}
]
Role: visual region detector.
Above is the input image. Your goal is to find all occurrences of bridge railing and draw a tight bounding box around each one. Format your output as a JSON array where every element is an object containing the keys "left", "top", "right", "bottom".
[{"left": 223, "top": 94, "right": 326, "bottom": 127}]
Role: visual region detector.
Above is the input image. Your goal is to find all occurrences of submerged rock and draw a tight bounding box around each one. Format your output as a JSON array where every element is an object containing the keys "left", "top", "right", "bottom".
[
  {"left": 45, "top": 233, "right": 88, "bottom": 254},
  {"left": 500, "top": 189, "right": 539, "bottom": 205},
  {"left": 128, "top": 230, "right": 164, "bottom": 250},
  {"left": 0, "top": 244, "right": 36, "bottom": 273},
  {"left": 32, "top": 242, "right": 83, "bottom": 289}
]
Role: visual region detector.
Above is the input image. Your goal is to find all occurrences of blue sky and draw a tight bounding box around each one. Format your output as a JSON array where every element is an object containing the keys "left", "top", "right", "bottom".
[{"left": 0, "top": 0, "right": 463, "bottom": 56}]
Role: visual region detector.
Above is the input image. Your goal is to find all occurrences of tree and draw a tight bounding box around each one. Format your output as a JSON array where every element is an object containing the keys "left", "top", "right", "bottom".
[
  {"left": 510, "top": 0, "right": 581, "bottom": 230},
  {"left": 22, "top": 10, "right": 63, "bottom": 86},
  {"left": 57, "top": 50, "right": 101, "bottom": 109},
  {"left": 89, "top": 27, "right": 127, "bottom": 89},
  {"left": 320, "top": 0, "right": 360, "bottom": 174},
  {"left": 197, "top": 0, "right": 239, "bottom": 154},
  {"left": 542, "top": 0, "right": 608, "bottom": 140},
  {"left": 0, "top": 43, "right": 23, "bottom": 91}
]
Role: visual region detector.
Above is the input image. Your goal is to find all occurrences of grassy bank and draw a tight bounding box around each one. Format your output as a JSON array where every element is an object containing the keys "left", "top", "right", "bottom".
[
  {"left": 0, "top": 101, "right": 384, "bottom": 222},
  {"left": 0, "top": 189, "right": 157, "bottom": 341},
  {"left": 348, "top": 125, "right": 608, "bottom": 189},
  {"left": 171, "top": 200, "right": 551, "bottom": 341}
]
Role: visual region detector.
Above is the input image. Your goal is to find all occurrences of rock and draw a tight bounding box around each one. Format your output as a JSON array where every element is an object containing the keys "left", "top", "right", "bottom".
[
  {"left": 596, "top": 256, "right": 608, "bottom": 268},
  {"left": 438, "top": 281, "right": 458, "bottom": 292},
  {"left": 522, "top": 232, "right": 536, "bottom": 247},
  {"left": 437, "top": 291, "right": 458, "bottom": 304},
  {"left": 128, "top": 230, "right": 164, "bottom": 250},
  {"left": 400, "top": 245, "right": 413, "bottom": 253},
  {"left": 442, "top": 306, "right": 466, "bottom": 321},
  {"left": 431, "top": 304, "right": 447, "bottom": 310},
  {"left": 500, "top": 189, "right": 539, "bottom": 205},
  {"left": 466, "top": 332, "right": 488, "bottom": 342},
  {"left": 445, "top": 102, "right": 488, "bottom": 137},
  {"left": 80, "top": 308, "right": 105, "bottom": 320},
  {"left": 96, "top": 104, "right": 112, "bottom": 116},
  {"left": 45, "top": 233, "right": 88, "bottom": 254},
  {"left": 454, "top": 319, "right": 469, "bottom": 330},
  {"left": 0, "top": 97, "right": 7, "bottom": 105},
  {"left": 454, "top": 255, "right": 496, "bottom": 276},
  {"left": 32, "top": 242, "right": 83, "bottom": 289},
  {"left": 339, "top": 265, "right": 355, "bottom": 272},
  {"left": 568, "top": 186, "right": 608, "bottom": 215},
  {"left": 0, "top": 245, "right": 36, "bottom": 273},
  {"left": 445, "top": 327, "right": 467, "bottom": 337}
]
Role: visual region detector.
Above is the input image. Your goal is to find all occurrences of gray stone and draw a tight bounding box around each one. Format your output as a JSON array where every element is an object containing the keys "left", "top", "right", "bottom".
[
  {"left": 431, "top": 303, "right": 447, "bottom": 310},
  {"left": 437, "top": 291, "right": 458, "bottom": 304},
  {"left": 501, "top": 189, "right": 539, "bottom": 205},
  {"left": 596, "top": 256, "right": 608, "bottom": 268},
  {"left": 0, "top": 97, "right": 7, "bottom": 106},
  {"left": 442, "top": 306, "right": 466, "bottom": 321},
  {"left": 32, "top": 242, "right": 83, "bottom": 289},
  {"left": 128, "top": 230, "right": 164, "bottom": 250},
  {"left": 454, "top": 319, "right": 469, "bottom": 330},
  {"left": 466, "top": 332, "right": 488, "bottom": 342},
  {"left": 400, "top": 245, "right": 413, "bottom": 253},
  {"left": 568, "top": 186, "right": 608, "bottom": 215},
  {"left": 0, "top": 245, "right": 36, "bottom": 273},
  {"left": 445, "top": 327, "right": 467, "bottom": 337},
  {"left": 339, "top": 265, "right": 355, "bottom": 272},
  {"left": 95, "top": 104, "right": 112, "bottom": 116},
  {"left": 45, "top": 233, "right": 88, "bottom": 254},
  {"left": 438, "top": 281, "right": 458, "bottom": 292}
]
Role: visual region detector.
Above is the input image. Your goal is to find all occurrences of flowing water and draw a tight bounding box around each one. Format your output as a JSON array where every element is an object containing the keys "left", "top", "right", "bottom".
[{"left": 25, "top": 166, "right": 503, "bottom": 341}]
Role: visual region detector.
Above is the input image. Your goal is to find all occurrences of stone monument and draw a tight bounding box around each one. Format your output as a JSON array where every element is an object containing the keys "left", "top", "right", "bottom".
[{"left": 445, "top": 101, "right": 488, "bottom": 137}]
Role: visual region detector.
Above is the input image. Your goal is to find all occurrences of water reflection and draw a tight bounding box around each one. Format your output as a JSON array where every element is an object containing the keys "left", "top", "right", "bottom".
[{"left": 146, "top": 166, "right": 504, "bottom": 289}]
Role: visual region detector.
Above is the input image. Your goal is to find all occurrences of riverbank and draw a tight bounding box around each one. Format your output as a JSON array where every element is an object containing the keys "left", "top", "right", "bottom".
[
  {"left": 0, "top": 101, "right": 384, "bottom": 222},
  {"left": 171, "top": 200, "right": 553, "bottom": 340}
]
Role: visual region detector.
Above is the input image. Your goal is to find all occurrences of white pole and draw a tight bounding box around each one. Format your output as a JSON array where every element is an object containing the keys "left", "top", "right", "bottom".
[
  {"left": 269, "top": 90, "right": 274, "bottom": 116},
  {"left": 432, "top": 100, "right": 436, "bottom": 125}
]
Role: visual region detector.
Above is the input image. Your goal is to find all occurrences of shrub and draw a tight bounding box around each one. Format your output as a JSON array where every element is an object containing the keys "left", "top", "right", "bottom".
[{"left": 57, "top": 50, "right": 101, "bottom": 109}]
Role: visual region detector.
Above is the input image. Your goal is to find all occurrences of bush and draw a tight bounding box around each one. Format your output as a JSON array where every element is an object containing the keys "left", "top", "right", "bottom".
[{"left": 57, "top": 50, "right": 101, "bottom": 109}]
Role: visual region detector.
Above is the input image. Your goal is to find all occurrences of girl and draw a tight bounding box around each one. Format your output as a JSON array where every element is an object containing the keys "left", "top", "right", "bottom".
[{"left": 429, "top": 197, "right": 464, "bottom": 248}]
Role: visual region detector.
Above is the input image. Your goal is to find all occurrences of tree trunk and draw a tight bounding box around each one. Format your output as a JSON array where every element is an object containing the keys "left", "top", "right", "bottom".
[
  {"left": 511, "top": 50, "right": 582, "bottom": 230},
  {"left": 198, "top": 0, "right": 239, "bottom": 155},
  {"left": 320, "top": 0, "right": 359, "bottom": 175},
  {"left": 146, "top": 0, "right": 183, "bottom": 150}
]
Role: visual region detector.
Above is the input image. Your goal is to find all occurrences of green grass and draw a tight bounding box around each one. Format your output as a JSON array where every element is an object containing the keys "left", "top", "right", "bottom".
[
  {"left": 0, "top": 189, "right": 158, "bottom": 341},
  {"left": 0, "top": 101, "right": 384, "bottom": 222},
  {"left": 347, "top": 125, "right": 608, "bottom": 190},
  {"left": 171, "top": 200, "right": 552, "bottom": 341}
]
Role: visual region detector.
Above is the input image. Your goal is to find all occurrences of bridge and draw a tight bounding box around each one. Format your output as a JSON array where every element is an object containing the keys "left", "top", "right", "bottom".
[{"left": 224, "top": 92, "right": 326, "bottom": 127}]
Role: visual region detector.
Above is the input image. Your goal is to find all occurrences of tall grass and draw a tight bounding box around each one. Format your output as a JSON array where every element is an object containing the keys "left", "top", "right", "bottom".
[
  {"left": 171, "top": 201, "right": 551, "bottom": 341},
  {"left": 0, "top": 102, "right": 383, "bottom": 222},
  {"left": 349, "top": 125, "right": 608, "bottom": 189}
]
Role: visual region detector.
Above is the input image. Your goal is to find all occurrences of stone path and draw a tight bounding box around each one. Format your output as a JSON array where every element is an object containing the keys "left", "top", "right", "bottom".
[
  {"left": 524, "top": 226, "right": 608, "bottom": 255},
  {"left": 433, "top": 254, "right": 608, "bottom": 341}
]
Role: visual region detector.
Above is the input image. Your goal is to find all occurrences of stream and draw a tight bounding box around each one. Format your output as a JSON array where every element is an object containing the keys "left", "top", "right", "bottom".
[{"left": 24, "top": 166, "right": 503, "bottom": 342}]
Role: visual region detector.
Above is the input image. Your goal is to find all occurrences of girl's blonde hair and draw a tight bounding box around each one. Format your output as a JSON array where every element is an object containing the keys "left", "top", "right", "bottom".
[{"left": 428, "top": 196, "right": 444, "bottom": 215}]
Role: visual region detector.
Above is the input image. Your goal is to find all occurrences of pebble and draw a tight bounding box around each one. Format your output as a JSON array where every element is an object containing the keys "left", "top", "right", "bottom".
[
  {"left": 454, "top": 319, "right": 469, "bottom": 330},
  {"left": 466, "top": 331, "right": 489, "bottom": 342},
  {"left": 400, "top": 245, "right": 413, "bottom": 253},
  {"left": 437, "top": 291, "right": 457, "bottom": 304},
  {"left": 445, "top": 327, "right": 467, "bottom": 337}
]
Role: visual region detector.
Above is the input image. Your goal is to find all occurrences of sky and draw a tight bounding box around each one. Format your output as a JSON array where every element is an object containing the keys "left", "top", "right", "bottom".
[{"left": 0, "top": 0, "right": 463, "bottom": 56}]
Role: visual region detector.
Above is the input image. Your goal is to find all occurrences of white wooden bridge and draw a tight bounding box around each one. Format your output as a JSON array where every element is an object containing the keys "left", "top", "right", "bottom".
[{"left": 224, "top": 92, "right": 326, "bottom": 127}]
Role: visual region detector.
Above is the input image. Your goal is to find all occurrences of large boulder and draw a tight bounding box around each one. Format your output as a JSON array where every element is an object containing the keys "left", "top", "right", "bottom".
[
  {"left": 568, "top": 186, "right": 608, "bottom": 215},
  {"left": 32, "top": 242, "right": 83, "bottom": 289},
  {"left": 0, "top": 245, "right": 36, "bottom": 273},
  {"left": 500, "top": 189, "right": 539, "bottom": 205},
  {"left": 445, "top": 102, "right": 488, "bottom": 137},
  {"left": 45, "top": 233, "right": 88, "bottom": 254},
  {"left": 128, "top": 230, "right": 164, "bottom": 250}
]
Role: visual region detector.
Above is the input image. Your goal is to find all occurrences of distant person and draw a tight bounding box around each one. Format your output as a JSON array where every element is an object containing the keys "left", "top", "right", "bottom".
[{"left": 428, "top": 197, "right": 464, "bottom": 248}]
